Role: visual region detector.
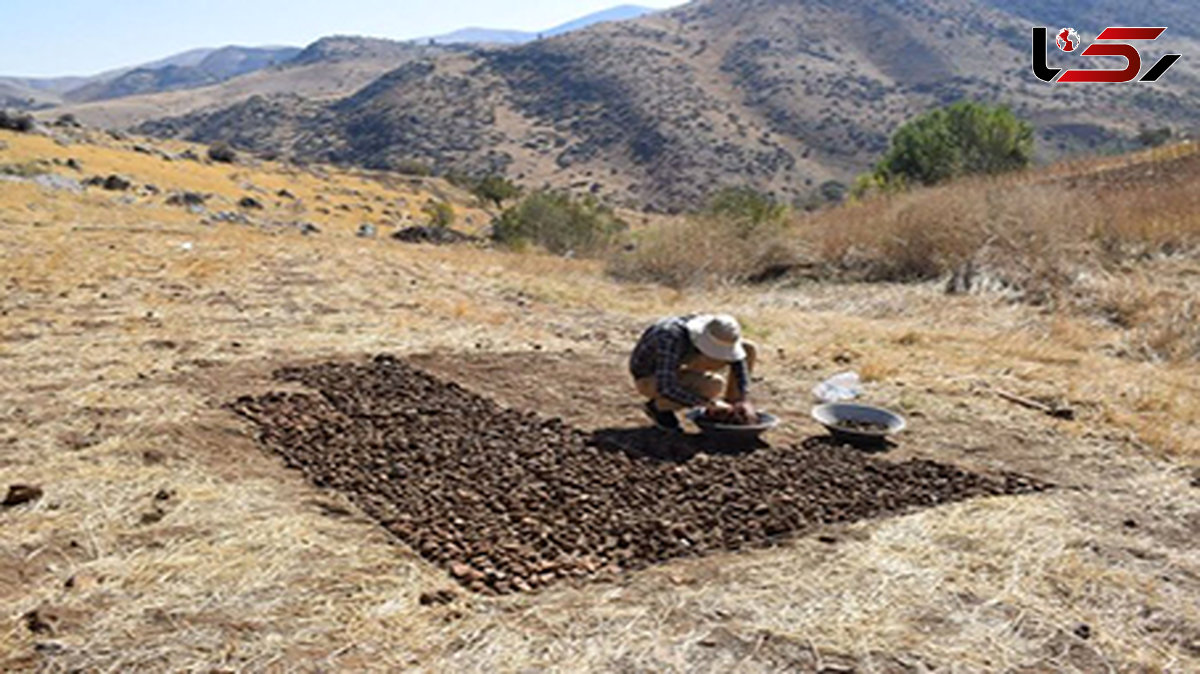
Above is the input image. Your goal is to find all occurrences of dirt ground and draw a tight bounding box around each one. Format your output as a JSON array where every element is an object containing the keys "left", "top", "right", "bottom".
[
  {"left": 411, "top": 351, "right": 1143, "bottom": 488},
  {"left": 232, "top": 355, "right": 1045, "bottom": 596},
  {"left": 2, "top": 128, "right": 1199, "bottom": 672}
]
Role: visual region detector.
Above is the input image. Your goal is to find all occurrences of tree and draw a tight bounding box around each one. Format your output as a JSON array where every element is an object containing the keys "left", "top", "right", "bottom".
[
  {"left": 874, "top": 101, "right": 1033, "bottom": 187},
  {"left": 472, "top": 174, "right": 522, "bottom": 208}
]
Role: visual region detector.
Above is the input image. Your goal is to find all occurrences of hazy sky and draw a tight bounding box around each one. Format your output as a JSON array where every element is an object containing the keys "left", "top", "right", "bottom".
[{"left": 1, "top": 0, "right": 684, "bottom": 78}]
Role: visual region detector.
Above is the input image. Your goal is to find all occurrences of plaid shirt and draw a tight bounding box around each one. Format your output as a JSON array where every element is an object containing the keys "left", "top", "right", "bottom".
[{"left": 629, "top": 315, "right": 750, "bottom": 407}]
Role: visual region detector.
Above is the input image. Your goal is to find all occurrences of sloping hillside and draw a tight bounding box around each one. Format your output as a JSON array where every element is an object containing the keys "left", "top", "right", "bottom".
[
  {"left": 7, "top": 5, "right": 657, "bottom": 113},
  {"left": 430, "top": 5, "right": 659, "bottom": 44},
  {"left": 45, "top": 38, "right": 451, "bottom": 130},
  {"left": 132, "top": 0, "right": 1200, "bottom": 211},
  {"left": 0, "top": 124, "right": 492, "bottom": 240},
  {"left": 62, "top": 47, "right": 303, "bottom": 103},
  {"left": 2, "top": 47, "right": 289, "bottom": 110},
  {"left": 0, "top": 80, "right": 60, "bottom": 110},
  {"left": 983, "top": 0, "right": 1200, "bottom": 39}
]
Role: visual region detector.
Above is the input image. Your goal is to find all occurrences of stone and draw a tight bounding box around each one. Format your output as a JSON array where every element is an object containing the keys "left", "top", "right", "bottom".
[{"left": 3, "top": 484, "right": 43, "bottom": 507}]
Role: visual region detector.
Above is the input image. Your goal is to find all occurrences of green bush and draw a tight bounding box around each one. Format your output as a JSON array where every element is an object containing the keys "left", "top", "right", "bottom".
[
  {"left": 422, "top": 200, "right": 455, "bottom": 228},
  {"left": 0, "top": 110, "right": 35, "bottom": 133},
  {"left": 874, "top": 101, "right": 1033, "bottom": 187},
  {"left": 445, "top": 173, "right": 523, "bottom": 208},
  {"left": 0, "top": 160, "right": 50, "bottom": 177},
  {"left": 394, "top": 159, "right": 433, "bottom": 177},
  {"left": 818, "top": 180, "right": 848, "bottom": 204},
  {"left": 706, "top": 186, "right": 787, "bottom": 235},
  {"left": 1137, "top": 126, "right": 1173, "bottom": 148},
  {"left": 850, "top": 173, "right": 888, "bottom": 200},
  {"left": 207, "top": 141, "right": 237, "bottom": 164},
  {"left": 492, "top": 191, "right": 626, "bottom": 256},
  {"left": 472, "top": 174, "right": 522, "bottom": 208}
]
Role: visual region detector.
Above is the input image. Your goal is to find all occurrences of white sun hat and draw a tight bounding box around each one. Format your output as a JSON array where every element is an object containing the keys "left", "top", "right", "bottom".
[{"left": 686, "top": 314, "right": 747, "bottom": 362}]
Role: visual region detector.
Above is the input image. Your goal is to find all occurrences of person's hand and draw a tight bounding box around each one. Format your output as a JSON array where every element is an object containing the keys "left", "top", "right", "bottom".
[
  {"left": 704, "top": 400, "right": 732, "bottom": 418},
  {"left": 732, "top": 400, "right": 757, "bottom": 424}
]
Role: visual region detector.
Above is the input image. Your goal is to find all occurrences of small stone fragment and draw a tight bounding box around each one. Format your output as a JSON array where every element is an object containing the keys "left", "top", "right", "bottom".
[
  {"left": 3, "top": 484, "right": 43, "bottom": 507},
  {"left": 418, "top": 589, "right": 457, "bottom": 606}
]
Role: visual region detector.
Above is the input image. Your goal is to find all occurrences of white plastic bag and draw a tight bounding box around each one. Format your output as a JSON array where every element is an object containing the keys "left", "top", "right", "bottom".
[{"left": 812, "top": 372, "right": 862, "bottom": 403}]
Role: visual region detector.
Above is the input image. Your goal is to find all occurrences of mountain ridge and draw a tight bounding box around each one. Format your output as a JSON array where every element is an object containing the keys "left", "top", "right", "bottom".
[
  {"left": 62, "top": 47, "right": 303, "bottom": 103},
  {"left": 133, "top": 0, "right": 1200, "bottom": 211},
  {"left": 427, "top": 5, "right": 659, "bottom": 44},
  {"left": 0, "top": 5, "right": 663, "bottom": 108}
]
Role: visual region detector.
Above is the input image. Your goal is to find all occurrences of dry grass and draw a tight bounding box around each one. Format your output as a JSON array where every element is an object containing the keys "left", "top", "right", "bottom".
[
  {"left": 612, "top": 142, "right": 1200, "bottom": 363},
  {"left": 0, "top": 128, "right": 493, "bottom": 237},
  {"left": 607, "top": 214, "right": 798, "bottom": 288},
  {"left": 2, "top": 129, "right": 1199, "bottom": 672},
  {"left": 802, "top": 143, "right": 1200, "bottom": 295}
]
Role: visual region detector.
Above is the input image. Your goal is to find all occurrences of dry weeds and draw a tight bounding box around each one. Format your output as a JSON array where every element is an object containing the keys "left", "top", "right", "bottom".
[{"left": 614, "top": 142, "right": 1200, "bottom": 365}]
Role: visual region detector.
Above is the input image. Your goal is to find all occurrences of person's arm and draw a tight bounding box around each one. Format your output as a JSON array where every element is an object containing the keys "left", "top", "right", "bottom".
[
  {"left": 655, "top": 330, "right": 706, "bottom": 408},
  {"left": 728, "top": 359, "right": 751, "bottom": 402}
]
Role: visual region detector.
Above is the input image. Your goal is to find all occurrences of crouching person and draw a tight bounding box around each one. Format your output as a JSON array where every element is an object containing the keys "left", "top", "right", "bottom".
[{"left": 629, "top": 314, "right": 757, "bottom": 431}]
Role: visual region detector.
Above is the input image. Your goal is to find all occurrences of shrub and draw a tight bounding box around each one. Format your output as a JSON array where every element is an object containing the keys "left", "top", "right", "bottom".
[
  {"left": 443, "top": 170, "right": 471, "bottom": 188},
  {"left": 207, "top": 142, "right": 237, "bottom": 164},
  {"left": 472, "top": 174, "right": 522, "bottom": 208},
  {"left": 0, "top": 160, "right": 50, "bottom": 177},
  {"left": 607, "top": 213, "right": 798, "bottom": 288},
  {"left": 422, "top": 200, "right": 455, "bottom": 229},
  {"left": 809, "top": 180, "right": 1071, "bottom": 286},
  {"left": 492, "top": 191, "right": 626, "bottom": 256},
  {"left": 394, "top": 159, "right": 432, "bottom": 177},
  {"left": 706, "top": 186, "right": 787, "bottom": 234},
  {"left": 607, "top": 187, "right": 796, "bottom": 287},
  {"left": 818, "top": 180, "right": 848, "bottom": 204},
  {"left": 0, "top": 110, "right": 35, "bottom": 133},
  {"left": 849, "top": 172, "right": 888, "bottom": 200},
  {"left": 1137, "top": 126, "right": 1173, "bottom": 148},
  {"left": 874, "top": 101, "right": 1033, "bottom": 187}
]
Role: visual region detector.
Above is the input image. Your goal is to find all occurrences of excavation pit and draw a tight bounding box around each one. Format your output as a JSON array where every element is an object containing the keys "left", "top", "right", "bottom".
[{"left": 232, "top": 355, "right": 1048, "bottom": 594}]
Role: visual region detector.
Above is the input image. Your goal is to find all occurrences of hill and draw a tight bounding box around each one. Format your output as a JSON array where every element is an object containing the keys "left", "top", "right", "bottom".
[
  {"left": 546, "top": 4, "right": 659, "bottom": 36},
  {"left": 42, "top": 38, "right": 449, "bottom": 130},
  {"left": 3, "top": 5, "right": 658, "bottom": 111},
  {"left": 61, "top": 47, "right": 303, "bottom": 104},
  {"left": 0, "top": 80, "right": 59, "bottom": 110},
  {"left": 429, "top": 5, "right": 659, "bottom": 44},
  {"left": 127, "top": 0, "right": 1200, "bottom": 211},
  {"left": 0, "top": 49, "right": 218, "bottom": 106},
  {"left": 0, "top": 47, "right": 265, "bottom": 109}
]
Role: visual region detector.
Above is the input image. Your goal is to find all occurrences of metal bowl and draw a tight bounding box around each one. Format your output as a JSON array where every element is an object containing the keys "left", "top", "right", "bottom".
[
  {"left": 686, "top": 410, "right": 780, "bottom": 436},
  {"left": 812, "top": 403, "right": 906, "bottom": 440}
]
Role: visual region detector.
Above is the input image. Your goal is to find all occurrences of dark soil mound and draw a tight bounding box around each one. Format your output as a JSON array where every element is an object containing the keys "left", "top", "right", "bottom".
[
  {"left": 231, "top": 356, "right": 1047, "bottom": 594},
  {"left": 392, "top": 226, "right": 477, "bottom": 245}
]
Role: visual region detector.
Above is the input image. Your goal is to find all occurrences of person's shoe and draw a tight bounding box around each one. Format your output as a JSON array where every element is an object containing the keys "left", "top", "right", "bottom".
[{"left": 643, "top": 401, "right": 681, "bottom": 432}]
